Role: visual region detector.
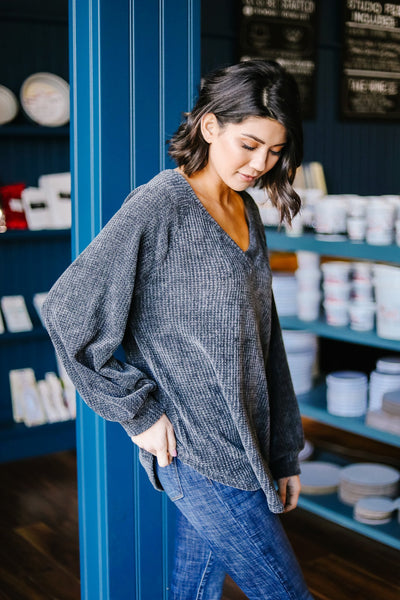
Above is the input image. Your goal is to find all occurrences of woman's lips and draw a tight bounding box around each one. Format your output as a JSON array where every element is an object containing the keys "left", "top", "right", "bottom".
[{"left": 238, "top": 173, "right": 256, "bottom": 183}]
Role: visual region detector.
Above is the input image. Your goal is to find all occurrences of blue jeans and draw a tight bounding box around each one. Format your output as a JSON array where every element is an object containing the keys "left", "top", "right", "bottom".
[{"left": 156, "top": 458, "right": 313, "bottom": 600}]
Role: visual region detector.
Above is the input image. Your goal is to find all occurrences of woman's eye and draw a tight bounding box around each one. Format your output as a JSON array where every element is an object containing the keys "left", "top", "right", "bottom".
[
  {"left": 242, "top": 143, "right": 256, "bottom": 151},
  {"left": 270, "top": 149, "right": 283, "bottom": 157}
]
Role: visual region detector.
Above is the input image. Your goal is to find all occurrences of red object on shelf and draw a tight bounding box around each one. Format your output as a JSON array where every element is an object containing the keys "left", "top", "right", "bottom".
[{"left": 0, "top": 183, "right": 28, "bottom": 230}]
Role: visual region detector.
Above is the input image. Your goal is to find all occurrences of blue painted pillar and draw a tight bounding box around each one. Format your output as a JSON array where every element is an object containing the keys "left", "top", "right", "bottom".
[{"left": 69, "top": 1, "right": 200, "bottom": 598}]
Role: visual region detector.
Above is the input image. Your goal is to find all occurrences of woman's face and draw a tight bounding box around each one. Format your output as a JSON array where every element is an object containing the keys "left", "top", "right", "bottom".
[{"left": 202, "top": 115, "right": 287, "bottom": 191}]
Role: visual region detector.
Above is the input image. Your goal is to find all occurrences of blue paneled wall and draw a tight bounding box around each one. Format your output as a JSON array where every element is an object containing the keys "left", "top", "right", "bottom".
[{"left": 201, "top": 0, "right": 400, "bottom": 195}]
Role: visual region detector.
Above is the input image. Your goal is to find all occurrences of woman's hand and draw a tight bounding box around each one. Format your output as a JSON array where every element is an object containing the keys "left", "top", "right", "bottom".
[
  {"left": 277, "top": 475, "right": 301, "bottom": 512},
  {"left": 131, "top": 414, "right": 177, "bottom": 467}
]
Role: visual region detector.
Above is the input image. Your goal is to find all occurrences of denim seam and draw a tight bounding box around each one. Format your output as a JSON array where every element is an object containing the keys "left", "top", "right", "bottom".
[
  {"left": 209, "top": 481, "right": 295, "bottom": 599},
  {"left": 170, "top": 460, "right": 184, "bottom": 501},
  {"left": 195, "top": 550, "right": 214, "bottom": 600}
]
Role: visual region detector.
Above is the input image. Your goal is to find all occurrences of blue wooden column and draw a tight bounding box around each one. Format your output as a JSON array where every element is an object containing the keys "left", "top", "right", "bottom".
[{"left": 69, "top": 1, "right": 200, "bottom": 598}]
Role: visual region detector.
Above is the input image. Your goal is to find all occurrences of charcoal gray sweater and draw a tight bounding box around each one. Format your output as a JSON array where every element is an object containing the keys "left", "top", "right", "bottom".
[{"left": 43, "top": 169, "right": 304, "bottom": 514}]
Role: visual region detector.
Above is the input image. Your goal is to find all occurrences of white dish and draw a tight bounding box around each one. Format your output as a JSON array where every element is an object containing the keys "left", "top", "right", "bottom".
[
  {"left": 354, "top": 496, "right": 394, "bottom": 519},
  {"left": 300, "top": 461, "right": 342, "bottom": 495},
  {"left": 20, "top": 72, "right": 69, "bottom": 127},
  {"left": 340, "top": 463, "right": 399, "bottom": 487},
  {"left": 0, "top": 85, "right": 19, "bottom": 125}
]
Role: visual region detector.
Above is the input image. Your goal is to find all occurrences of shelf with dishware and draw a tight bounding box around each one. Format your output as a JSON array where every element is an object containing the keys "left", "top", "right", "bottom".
[
  {"left": 268, "top": 228, "right": 400, "bottom": 548},
  {"left": 297, "top": 450, "right": 400, "bottom": 550},
  {"left": 280, "top": 315, "right": 400, "bottom": 353},
  {"left": 298, "top": 488, "right": 400, "bottom": 551},
  {"left": 297, "top": 437, "right": 400, "bottom": 549},
  {"left": 265, "top": 227, "right": 400, "bottom": 263},
  {"left": 297, "top": 382, "right": 400, "bottom": 448}
]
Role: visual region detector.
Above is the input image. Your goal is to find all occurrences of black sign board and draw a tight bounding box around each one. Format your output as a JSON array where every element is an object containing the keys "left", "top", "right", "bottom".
[
  {"left": 341, "top": 0, "right": 400, "bottom": 120},
  {"left": 239, "top": 1, "right": 319, "bottom": 119}
]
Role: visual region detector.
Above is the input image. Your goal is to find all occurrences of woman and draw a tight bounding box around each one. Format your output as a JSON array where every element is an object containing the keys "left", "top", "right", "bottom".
[{"left": 43, "top": 59, "right": 313, "bottom": 599}]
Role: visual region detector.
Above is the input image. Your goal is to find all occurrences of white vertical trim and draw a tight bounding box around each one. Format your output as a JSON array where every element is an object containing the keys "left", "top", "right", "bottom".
[
  {"left": 188, "top": 0, "right": 194, "bottom": 110},
  {"left": 159, "top": 0, "right": 165, "bottom": 171},
  {"left": 96, "top": 0, "right": 103, "bottom": 231},
  {"left": 89, "top": 0, "right": 95, "bottom": 240},
  {"left": 71, "top": 0, "right": 80, "bottom": 260},
  {"left": 130, "top": 0, "right": 136, "bottom": 190}
]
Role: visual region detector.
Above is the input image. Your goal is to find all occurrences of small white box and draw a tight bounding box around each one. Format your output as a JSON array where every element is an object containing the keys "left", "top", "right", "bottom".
[
  {"left": 9, "top": 368, "right": 47, "bottom": 426},
  {"left": 38, "top": 172, "right": 71, "bottom": 229},
  {"left": 1, "top": 295, "right": 33, "bottom": 332},
  {"left": 21, "top": 187, "right": 52, "bottom": 230},
  {"left": 45, "top": 372, "right": 71, "bottom": 421}
]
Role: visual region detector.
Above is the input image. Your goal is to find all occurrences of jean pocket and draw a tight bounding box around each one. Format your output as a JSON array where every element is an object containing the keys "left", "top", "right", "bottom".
[{"left": 157, "top": 459, "right": 184, "bottom": 502}]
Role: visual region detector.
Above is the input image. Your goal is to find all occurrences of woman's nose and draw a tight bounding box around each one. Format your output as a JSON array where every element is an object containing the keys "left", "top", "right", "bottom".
[{"left": 249, "top": 150, "right": 267, "bottom": 172}]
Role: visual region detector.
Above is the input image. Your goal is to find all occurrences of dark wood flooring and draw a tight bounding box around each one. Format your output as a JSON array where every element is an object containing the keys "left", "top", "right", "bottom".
[{"left": 1, "top": 421, "right": 399, "bottom": 599}]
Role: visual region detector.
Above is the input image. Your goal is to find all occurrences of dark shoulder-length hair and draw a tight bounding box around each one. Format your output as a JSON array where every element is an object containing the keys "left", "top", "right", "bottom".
[{"left": 168, "top": 59, "right": 303, "bottom": 224}]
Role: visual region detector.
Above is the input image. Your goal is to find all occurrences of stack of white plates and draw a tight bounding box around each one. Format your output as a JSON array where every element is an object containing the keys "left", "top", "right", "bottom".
[
  {"left": 300, "top": 461, "right": 342, "bottom": 495},
  {"left": 282, "top": 330, "right": 318, "bottom": 395},
  {"left": 326, "top": 371, "right": 368, "bottom": 417},
  {"left": 354, "top": 496, "right": 395, "bottom": 525},
  {"left": 272, "top": 273, "right": 298, "bottom": 316},
  {"left": 369, "top": 370, "right": 400, "bottom": 411},
  {"left": 339, "top": 463, "right": 400, "bottom": 506}
]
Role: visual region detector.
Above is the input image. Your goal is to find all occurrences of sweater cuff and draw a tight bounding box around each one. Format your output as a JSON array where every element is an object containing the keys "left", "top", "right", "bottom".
[
  {"left": 121, "top": 396, "right": 164, "bottom": 437},
  {"left": 270, "top": 453, "right": 301, "bottom": 481}
]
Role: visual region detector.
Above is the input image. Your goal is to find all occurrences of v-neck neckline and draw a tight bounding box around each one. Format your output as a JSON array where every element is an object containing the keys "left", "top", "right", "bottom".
[{"left": 175, "top": 170, "right": 255, "bottom": 257}]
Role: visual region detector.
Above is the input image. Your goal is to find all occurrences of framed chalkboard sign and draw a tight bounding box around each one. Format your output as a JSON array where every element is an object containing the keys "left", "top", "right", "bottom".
[
  {"left": 239, "top": 1, "right": 319, "bottom": 119},
  {"left": 341, "top": 0, "right": 400, "bottom": 120}
]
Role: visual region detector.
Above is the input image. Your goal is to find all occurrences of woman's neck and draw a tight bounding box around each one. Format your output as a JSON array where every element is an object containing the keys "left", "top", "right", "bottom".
[{"left": 177, "top": 166, "right": 235, "bottom": 208}]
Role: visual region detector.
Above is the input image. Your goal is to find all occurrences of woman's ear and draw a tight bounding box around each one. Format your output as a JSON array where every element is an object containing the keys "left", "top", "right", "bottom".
[{"left": 200, "top": 113, "right": 219, "bottom": 143}]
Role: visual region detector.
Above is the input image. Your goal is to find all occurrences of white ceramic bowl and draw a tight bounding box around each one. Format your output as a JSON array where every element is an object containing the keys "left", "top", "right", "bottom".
[
  {"left": 0, "top": 85, "right": 19, "bottom": 125},
  {"left": 20, "top": 72, "right": 70, "bottom": 126}
]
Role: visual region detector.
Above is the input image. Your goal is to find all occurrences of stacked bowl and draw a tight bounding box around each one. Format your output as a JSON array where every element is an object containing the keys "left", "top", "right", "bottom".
[
  {"left": 339, "top": 463, "right": 400, "bottom": 506},
  {"left": 326, "top": 371, "right": 368, "bottom": 417},
  {"left": 321, "top": 261, "right": 352, "bottom": 327},
  {"left": 282, "top": 330, "right": 318, "bottom": 396},
  {"left": 295, "top": 251, "right": 321, "bottom": 321}
]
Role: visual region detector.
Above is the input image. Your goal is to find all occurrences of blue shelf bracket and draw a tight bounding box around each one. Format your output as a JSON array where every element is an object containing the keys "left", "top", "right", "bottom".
[{"left": 69, "top": 1, "right": 200, "bottom": 598}]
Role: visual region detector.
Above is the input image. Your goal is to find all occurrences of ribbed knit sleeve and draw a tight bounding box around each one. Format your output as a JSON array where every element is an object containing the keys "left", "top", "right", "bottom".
[
  {"left": 265, "top": 294, "right": 304, "bottom": 480},
  {"left": 42, "top": 181, "right": 174, "bottom": 437}
]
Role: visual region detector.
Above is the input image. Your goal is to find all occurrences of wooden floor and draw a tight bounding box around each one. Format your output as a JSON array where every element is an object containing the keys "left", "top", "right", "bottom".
[{"left": 1, "top": 424, "right": 399, "bottom": 600}]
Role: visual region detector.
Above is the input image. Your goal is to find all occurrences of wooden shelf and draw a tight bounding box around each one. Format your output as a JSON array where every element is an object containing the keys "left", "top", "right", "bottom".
[
  {"left": 0, "top": 228, "right": 70, "bottom": 242},
  {"left": 280, "top": 315, "right": 400, "bottom": 352},
  {"left": 0, "top": 419, "right": 75, "bottom": 463},
  {"left": 298, "top": 382, "right": 400, "bottom": 448},
  {"left": 0, "top": 327, "right": 49, "bottom": 345},
  {"left": 298, "top": 493, "right": 400, "bottom": 551},
  {"left": 0, "top": 125, "right": 69, "bottom": 137},
  {"left": 268, "top": 227, "right": 400, "bottom": 549},
  {"left": 265, "top": 227, "right": 400, "bottom": 263}
]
